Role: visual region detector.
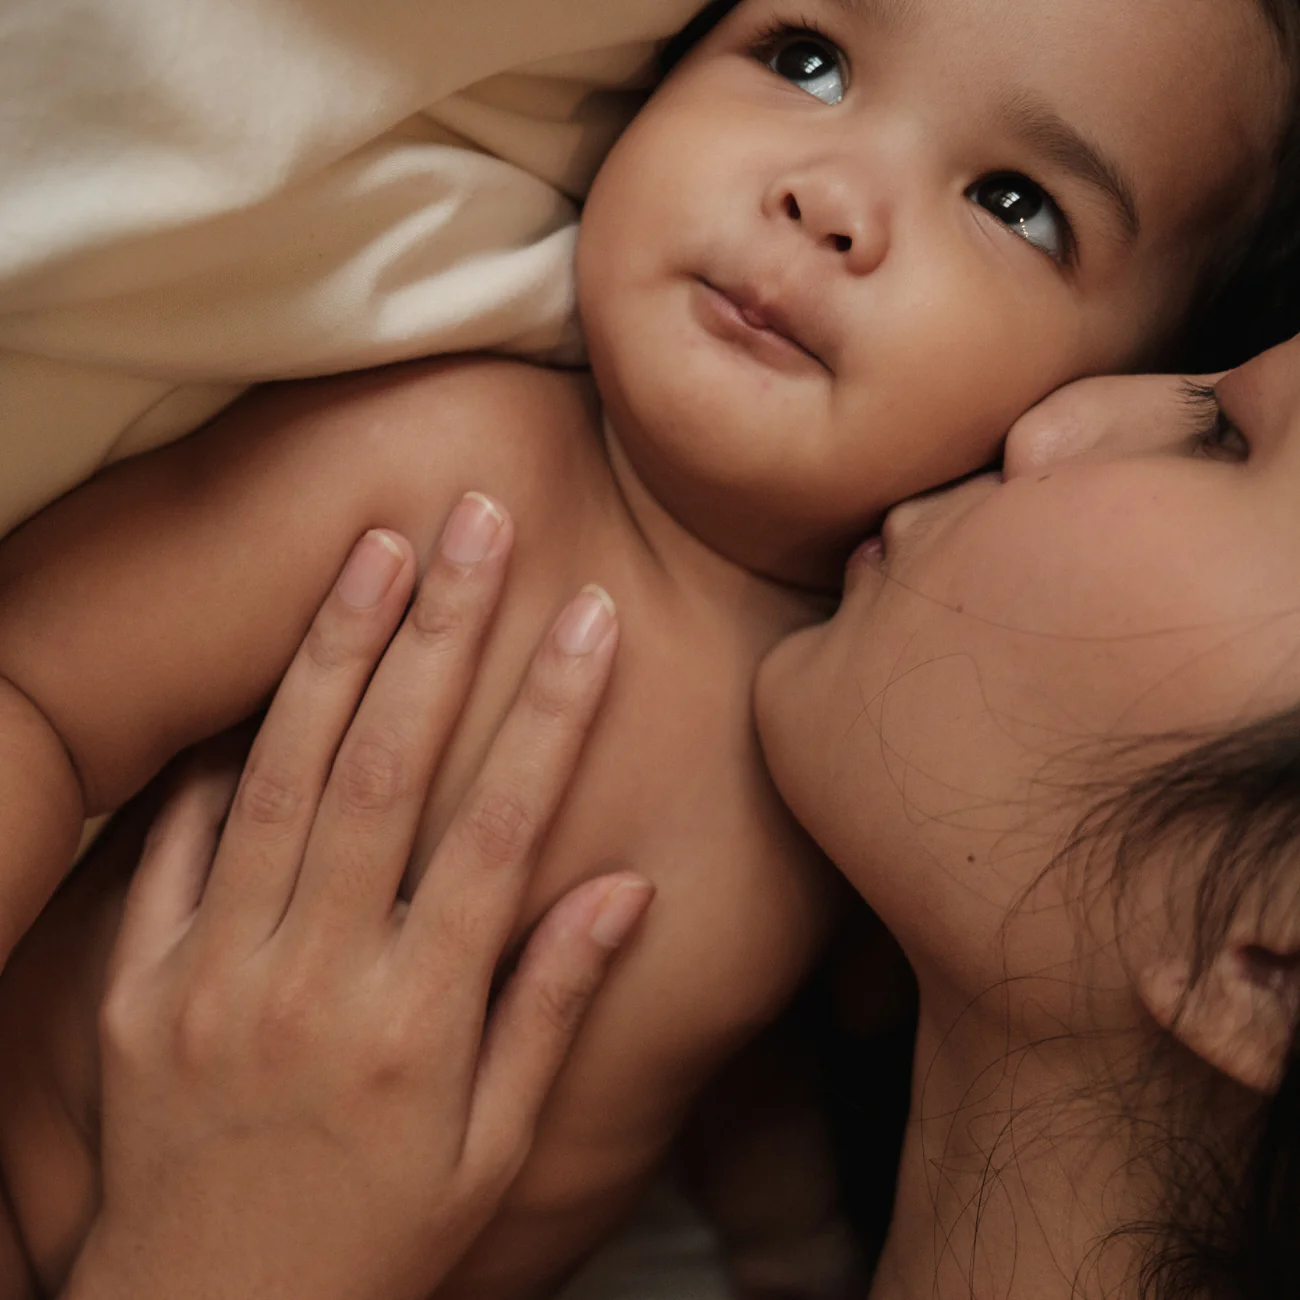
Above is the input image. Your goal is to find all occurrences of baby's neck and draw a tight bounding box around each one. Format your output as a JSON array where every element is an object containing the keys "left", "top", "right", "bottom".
[
  {"left": 871, "top": 996, "right": 1172, "bottom": 1300},
  {"left": 600, "top": 411, "right": 846, "bottom": 598},
  {"left": 600, "top": 413, "right": 832, "bottom": 620}
]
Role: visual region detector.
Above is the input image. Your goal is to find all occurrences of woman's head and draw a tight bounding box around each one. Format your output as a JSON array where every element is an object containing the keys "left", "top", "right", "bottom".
[
  {"left": 756, "top": 334, "right": 1300, "bottom": 1294},
  {"left": 577, "top": 0, "right": 1292, "bottom": 587}
]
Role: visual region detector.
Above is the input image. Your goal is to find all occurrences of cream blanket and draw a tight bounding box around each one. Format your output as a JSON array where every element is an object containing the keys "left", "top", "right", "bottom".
[{"left": 0, "top": 0, "right": 703, "bottom": 534}]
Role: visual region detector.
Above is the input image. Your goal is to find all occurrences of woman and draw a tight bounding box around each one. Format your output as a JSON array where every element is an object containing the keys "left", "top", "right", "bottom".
[
  {"left": 757, "top": 331, "right": 1300, "bottom": 1297},
  {"left": 63, "top": 333, "right": 1300, "bottom": 1297}
]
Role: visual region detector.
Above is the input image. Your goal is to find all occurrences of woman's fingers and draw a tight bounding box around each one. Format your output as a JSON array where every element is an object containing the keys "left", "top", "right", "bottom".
[
  {"left": 87, "top": 500, "right": 649, "bottom": 1300},
  {"left": 110, "top": 753, "right": 241, "bottom": 978},
  {"left": 196, "top": 529, "right": 415, "bottom": 949},
  {"left": 289, "top": 494, "right": 512, "bottom": 930},
  {"left": 400, "top": 584, "right": 618, "bottom": 1024},
  {"left": 465, "top": 873, "right": 653, "bottom": 1177}
]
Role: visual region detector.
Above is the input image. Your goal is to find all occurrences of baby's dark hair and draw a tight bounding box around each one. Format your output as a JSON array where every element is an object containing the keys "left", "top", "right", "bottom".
[
  {"left": 659, "top": 0, "right": 743, "bottom": 76},
  {"left": 1055, "top": 705, "right": 1300, "bottom": 1298},
  {"left": 1181, "top": 0, "right": 1300, "bottom": 370}
]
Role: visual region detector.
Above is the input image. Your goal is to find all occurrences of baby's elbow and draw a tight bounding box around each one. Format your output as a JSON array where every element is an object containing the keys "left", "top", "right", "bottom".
[{"left": 0, "top": 677, "right": 86, "bottom": 967}]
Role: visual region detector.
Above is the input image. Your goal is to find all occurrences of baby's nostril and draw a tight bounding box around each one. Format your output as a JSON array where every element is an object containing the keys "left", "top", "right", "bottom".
[
  {"left": 785, "top": 194, "right": 801, "bottom": 221},
  {"left": 833, "top": 234, "right": 852, "bottom": 253}
]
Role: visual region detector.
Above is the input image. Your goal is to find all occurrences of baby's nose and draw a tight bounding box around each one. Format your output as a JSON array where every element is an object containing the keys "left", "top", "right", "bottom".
[{"left": 774, "top": 169, "right": 889, "bottom": 275}]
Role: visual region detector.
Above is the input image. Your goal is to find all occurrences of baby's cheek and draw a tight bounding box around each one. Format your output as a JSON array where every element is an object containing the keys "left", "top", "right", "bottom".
[{"left": 863, "top": 295, "right": 1079, "bottom": 499}]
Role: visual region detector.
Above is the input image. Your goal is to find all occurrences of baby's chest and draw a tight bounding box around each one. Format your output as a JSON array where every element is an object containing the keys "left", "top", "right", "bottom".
[{"left": 406, "top": 624, "right": 768, "bottom": 932}]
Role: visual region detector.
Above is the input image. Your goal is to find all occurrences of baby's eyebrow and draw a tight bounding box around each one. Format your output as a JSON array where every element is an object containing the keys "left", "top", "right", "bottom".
[
  {"left": 997, "top": 91, "right": 1141, "bottom": 243},
  {"left": 824, "top": 2, "right": 1144, "bottom": 244},
  {"left": 825, "top": 0, "right": 919, "bottom": 31}
]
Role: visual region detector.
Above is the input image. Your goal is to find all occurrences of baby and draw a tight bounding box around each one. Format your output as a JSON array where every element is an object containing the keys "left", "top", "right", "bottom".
[{"left": 0, "top": 0, "right": 1293, "bottom": 1295}]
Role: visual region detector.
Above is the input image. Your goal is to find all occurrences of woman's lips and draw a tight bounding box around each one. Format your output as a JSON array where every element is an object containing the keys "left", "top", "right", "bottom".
[
  {"left": 846, "top": 473, "right": 1003, "bottom": 587},
  {"left": 837, "top": 530, "right": 889, "bottom": 595},
  {"left": 691, "top": 278, "right": 828, "bottom": 375},
  {"left": 851, "top": 534, "right": 886, "bottom": 568}
]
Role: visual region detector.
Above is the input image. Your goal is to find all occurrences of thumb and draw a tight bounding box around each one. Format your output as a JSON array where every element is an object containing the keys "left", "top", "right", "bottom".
[{"left": 462, "top": 874, "right": 654, "bottom": 1178}]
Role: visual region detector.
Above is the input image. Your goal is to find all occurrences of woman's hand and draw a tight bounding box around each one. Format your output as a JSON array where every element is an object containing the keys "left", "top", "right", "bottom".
[{"left": 64, "top": 496, "right": 651, "bottom": 1300}]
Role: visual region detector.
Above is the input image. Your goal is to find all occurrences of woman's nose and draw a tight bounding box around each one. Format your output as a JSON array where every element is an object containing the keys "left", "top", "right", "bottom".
[
  {"left": 768, "top": 165, "right": 889, "bottom": 275},
  {"left": 1002, "top": 373, "right": 1203, "bottom": 479}
]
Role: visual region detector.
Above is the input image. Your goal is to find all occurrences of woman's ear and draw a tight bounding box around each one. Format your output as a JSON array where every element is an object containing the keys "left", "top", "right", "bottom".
[{"left": 1138, "top": 943, "right": 1300, "bottom": 1093}]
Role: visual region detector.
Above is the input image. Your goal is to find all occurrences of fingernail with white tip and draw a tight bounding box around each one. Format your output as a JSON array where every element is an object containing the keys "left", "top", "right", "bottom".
[
  {"left": 554, "top": 585, "right": 616, "bottom": 656},
  {"left": 337, "top": 530, "right": 404, "bottom": 609},
  {"left": 588, "top": 879, "right": 654, "bottom": 949}
]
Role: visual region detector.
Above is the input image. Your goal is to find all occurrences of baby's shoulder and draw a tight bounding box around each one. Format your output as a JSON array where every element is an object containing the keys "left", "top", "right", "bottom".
[
  {"left": 215, "top": 355, "right": 614, "bottom": 562},
  {"left": 276, "top": 354, "right": 598, "bottom": 469}
]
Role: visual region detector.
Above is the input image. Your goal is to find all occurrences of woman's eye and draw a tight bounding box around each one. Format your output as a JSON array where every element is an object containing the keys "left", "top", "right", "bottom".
[
  {"left": 1184, "top": 384, "right": 1250, "bottom": 462},
  {"left": 764, "top": 33, "right": 846, "bottom": 105},
  {"left": 967, "top": 173, "right": 1073, "bottom": 263}
]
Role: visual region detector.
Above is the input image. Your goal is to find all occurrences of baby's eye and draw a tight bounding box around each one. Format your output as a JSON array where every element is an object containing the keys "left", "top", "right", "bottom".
[
  {"left": 762, "top": 31, "right": 846, "bottom": 105},
  {"left": 967, "top": 173, "right": 1073, "bottom": 263}
]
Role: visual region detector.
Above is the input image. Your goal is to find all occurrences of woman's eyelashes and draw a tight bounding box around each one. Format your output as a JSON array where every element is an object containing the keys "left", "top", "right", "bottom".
[
  {"left": 1181, "top": 381, "right": 1250, "bottom": 462},
  {"left": 967, "top": 174, "right": 1076, "bottom": 265},
  {"left": 755, "top": 26, "right": 846, "bottom": 105}
]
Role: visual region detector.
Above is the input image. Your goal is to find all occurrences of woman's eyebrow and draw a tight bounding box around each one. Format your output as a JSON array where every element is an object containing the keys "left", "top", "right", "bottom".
[{"left": 998, "top": 91, "right": 1142, "bottom": 242}]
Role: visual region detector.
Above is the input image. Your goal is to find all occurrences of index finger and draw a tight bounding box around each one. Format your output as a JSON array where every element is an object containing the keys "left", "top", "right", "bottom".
[
  {"left": 398, "top": 584, "right": 618, "bottom": 1007},
  {"left": 196, "top": 530, "right": 416, "bottom": 951}
]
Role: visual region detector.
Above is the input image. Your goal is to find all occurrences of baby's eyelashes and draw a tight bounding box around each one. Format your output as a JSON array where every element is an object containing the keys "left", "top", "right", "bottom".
[{"left": 752, "top": 25, "right": 847, "bottom": 106}]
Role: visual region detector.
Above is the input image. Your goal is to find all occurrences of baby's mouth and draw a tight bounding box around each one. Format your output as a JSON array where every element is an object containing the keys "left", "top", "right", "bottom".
[{"left": 694, "top": 277, "right": 831, "bottom": 374}]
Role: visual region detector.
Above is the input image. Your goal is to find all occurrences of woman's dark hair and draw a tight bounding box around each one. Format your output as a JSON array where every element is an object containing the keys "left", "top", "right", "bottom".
[
  {"left": 1057, "top": 705, "right": 1300, "bottom": 1297},
  {"left": 1181, "top": 0, "right": 1300, "bottom": 370}
]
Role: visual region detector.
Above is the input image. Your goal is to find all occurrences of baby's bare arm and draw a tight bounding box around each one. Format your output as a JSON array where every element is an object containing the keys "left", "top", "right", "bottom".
[
  {"left": 0, "top": 360, "right": 497, "bottom": 969},
  {"left": 0, "top": 681, "right": 84, "bottom": 968}
]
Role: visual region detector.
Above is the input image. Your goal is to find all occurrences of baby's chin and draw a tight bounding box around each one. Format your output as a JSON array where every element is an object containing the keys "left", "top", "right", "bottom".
[
  {"left": 608, "top": 415, "right": 864, "bottom": 590},
  {"left": 591, "top": 344, "right": 871, "bottom": 586}
]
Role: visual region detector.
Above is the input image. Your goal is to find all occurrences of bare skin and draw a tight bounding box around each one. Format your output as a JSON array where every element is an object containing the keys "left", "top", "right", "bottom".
[
  {"left": 757, "top": 336, "right": 1300, "bottom": 1299},
  {"left": 0, "top": 0, "right": 1286, "bottom": 1294},
  {"left": 0, "top": 358, "right": 833, "bottom": 1298},
  {"left": 59, "top": 527, "right": 656, "bottom": 1300}
]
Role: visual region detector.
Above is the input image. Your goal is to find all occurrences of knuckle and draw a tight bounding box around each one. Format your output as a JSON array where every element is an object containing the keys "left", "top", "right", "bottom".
[
  {"left": 332, "top": 732, "right": 409, "bottom": 816},
  {"left": 522, "top": 658, "right": 582, "bottom": 723},
  {"left": 235, "top": 760, "right": 305, "bottom": 829},
  {"left": 174, "top": 986, "right": 230, "bottom": 1071},
  {"left": 461, "top": 787, "right": 538, "bottom": 869},
  {"left": 407, "top": 575, "right": 469, "bottom": 649},
  {"left": 98, "top": 981, "right": 147, "bottom": 1063},
  {"left": 255, "top": 968, "right": 321, "bottom": 1057},
  {"left": 429, "top": 892, "right": 489, "bottom": 963},
  {"left": 530, "top": 976, "right": 592, "bottom": 1038},
  {"left": 367, "top": 1001, "right": 424, "bottom": 1082},
  {"left": 302, "top": 614, "right": 357, "bottom": 673}
]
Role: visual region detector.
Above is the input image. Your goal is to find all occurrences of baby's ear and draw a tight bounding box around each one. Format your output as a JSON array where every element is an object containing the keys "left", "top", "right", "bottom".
[{"left": 1138, "top": 941, "right": 1300, "bottom": 1094}]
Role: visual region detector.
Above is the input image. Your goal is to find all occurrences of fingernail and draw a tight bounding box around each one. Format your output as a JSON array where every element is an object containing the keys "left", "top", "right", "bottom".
[
  {"left": 589, "top": 879, "right": 654, "bottom": 949},
  {"left": 554, "top": 585, "right": 616, "bottom": 656},
  {"left": 440, "top": 492, "right": 505, "bottom": 567},
  {"left": 337, "top": 530, "right": 404, "bottom": 609}
]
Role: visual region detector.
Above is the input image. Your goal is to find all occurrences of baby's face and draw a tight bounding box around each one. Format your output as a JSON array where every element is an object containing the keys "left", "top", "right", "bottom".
[{"left": 577, "top": 0, "right": 1285, "bottom": 585}]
